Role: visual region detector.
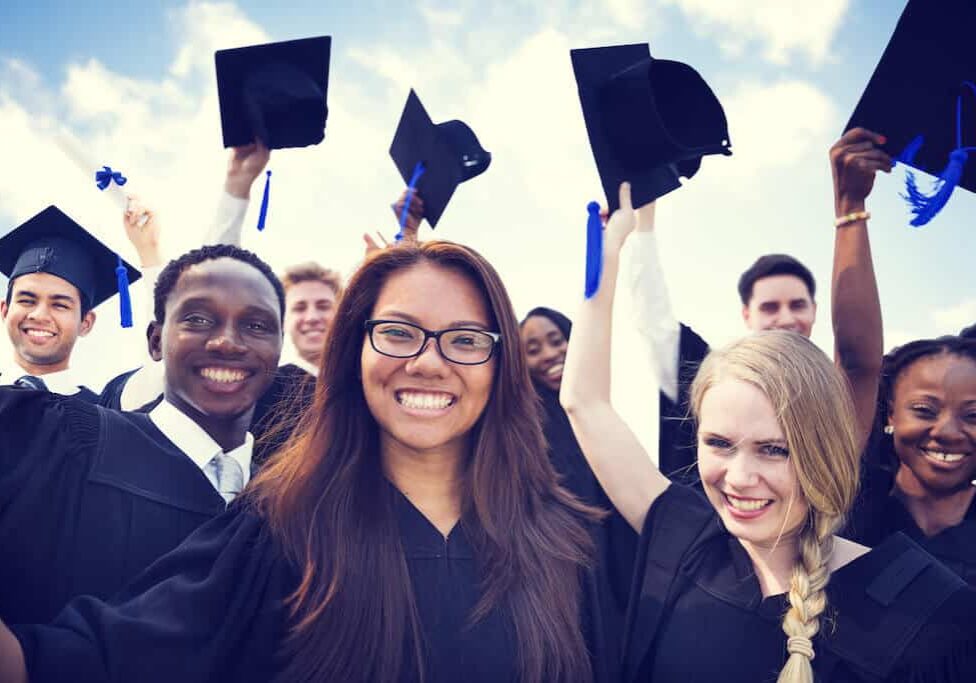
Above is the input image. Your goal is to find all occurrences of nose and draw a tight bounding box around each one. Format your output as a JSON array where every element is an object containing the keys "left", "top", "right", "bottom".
[
  {"left": 25, "top": 303, "right": 52, "bottom": 321},
  {"left": 931, "top": 413, "right": 966, "bottom": 444},
  {"left": 405, "top": 339, "right": 450, "bottom": 378},
  {"left": 723, "top": 452, "right": 760, "bottom": 490},
  {"left": 205, "top": 323, "right": 247, "bottom": 356}
]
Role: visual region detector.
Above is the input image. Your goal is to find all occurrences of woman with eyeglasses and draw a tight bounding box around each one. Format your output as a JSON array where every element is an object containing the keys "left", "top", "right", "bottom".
[{"left": 0, "top": 241, "right": 624, "bottom": 683}]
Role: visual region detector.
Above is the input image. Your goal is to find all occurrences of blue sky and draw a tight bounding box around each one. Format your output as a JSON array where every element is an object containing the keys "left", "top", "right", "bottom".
[{"left": 0, "top": 1, "right": 972, "bottom": 443}]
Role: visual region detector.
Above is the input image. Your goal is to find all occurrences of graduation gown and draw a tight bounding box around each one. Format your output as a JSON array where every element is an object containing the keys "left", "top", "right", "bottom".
[
  {"left": 623, "top": 484, "right": 976, "bottom": 682},
  {"left": 657, "top": 322, "right": 709, "bottom": 485},
  {"left": 13, "top": 481, "right": 627, "bottom": 683},
  {"left": 98, "top": 363, "right": 316, "bottom": 471},
  {"left": 0, "top": 388, "right": 225, "bottom": 625},
  {"left": 0, "top": 369, "right": 101, "bottom": 403},
  {"left": 844, "top": 424, "right": 976, "bottom": 587}
]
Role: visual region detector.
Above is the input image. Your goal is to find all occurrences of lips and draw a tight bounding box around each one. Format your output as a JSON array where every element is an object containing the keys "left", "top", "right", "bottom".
[
  {"left": 920, "top": 448, "right": 971, "bottom": 467},
  {"left": 722, "top": 492, "right": 773, "bottom": 519},
  {"left": 22, "top": 328, "right": 56, "bottom": 340},
  {"left": 545, "top": 362, "right": 564, "bottom": 379}
]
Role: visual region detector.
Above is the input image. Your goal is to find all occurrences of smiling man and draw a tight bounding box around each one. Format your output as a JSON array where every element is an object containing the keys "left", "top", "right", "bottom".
[
  {"left": 281, "top": 262, "right": 342, "bottom": 375},
  {"left": 0, "top": 206, "right": 140, "bottom": 400},
  {"left": 0, "top": 244, "right": 284, "bottom": 625}
]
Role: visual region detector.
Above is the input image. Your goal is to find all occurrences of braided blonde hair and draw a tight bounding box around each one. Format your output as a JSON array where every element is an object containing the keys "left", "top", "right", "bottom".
[{"left": 690, "top": 331, "right": 861, "bottom": 683}]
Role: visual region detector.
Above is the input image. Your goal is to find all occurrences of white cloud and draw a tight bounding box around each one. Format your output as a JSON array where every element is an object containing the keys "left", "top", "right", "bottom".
[
  {"left": 666, "top": 0, "right": 850, "bottom": 65},
  {"left": 933, "top": 299, "right": 976, "bottom": 335},
  {"left": 168, "top": 2, "right": 270, "bottom": 80}
]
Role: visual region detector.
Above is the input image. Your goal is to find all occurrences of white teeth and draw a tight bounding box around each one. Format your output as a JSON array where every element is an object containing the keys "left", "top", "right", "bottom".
[
  {"left": 925, "top": 451, "right": 966, "bottom": 463},
  {"left": 397, "top": 391, "right": 454, "bottom": 410},
  {"left": 546, "top": 363, "right": 564, "bottom": 378},
  {"left": 200, "top": 367, "right": 248, "bottom": 383},
  {"left": 25, "top": 329, "right": 54, "bottom": 338},
  {"left": 726, "top": 496, "right": 771, "bottom": 512}
]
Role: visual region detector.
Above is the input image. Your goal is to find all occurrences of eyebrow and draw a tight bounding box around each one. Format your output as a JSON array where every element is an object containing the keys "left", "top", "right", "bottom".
[
  {"left": 14, "top": 290, "right": 76, "bottom": 303},
  {"left": 177, "top": 297, "right": 278, "bottom": 318},
  {"left": 700, "top": 430, "right": 786, "bottom": 445},
  {"left": 377, "top": 309, "right": 490, "bottom": 329}
]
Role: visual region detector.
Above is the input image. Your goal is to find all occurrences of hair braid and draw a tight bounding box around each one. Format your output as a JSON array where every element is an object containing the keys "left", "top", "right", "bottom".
[{"left": 777, "top": 515, "right": 837, "bottom": 683}]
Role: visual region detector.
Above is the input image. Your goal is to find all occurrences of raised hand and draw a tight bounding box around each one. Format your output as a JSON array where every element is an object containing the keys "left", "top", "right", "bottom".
[
  {"left": 830, "top": 128, "right": 893, "bottom": 214},
  {"left": 224, "top": 142, "right": 271, "bottom": 199},
  {"left": 391, "top": 189, "right": 425, "bottom": 244},
  {"left": 123, "top": 194, "right": 162, "bottom": 267},
  {"left": 603, "top": 182, "right": 636, "bottom": 254}
]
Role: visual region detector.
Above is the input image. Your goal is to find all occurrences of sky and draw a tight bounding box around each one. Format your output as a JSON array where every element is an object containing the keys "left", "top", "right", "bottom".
[{"left": 0, "top": 0, "right": 973, "bottom": 450}]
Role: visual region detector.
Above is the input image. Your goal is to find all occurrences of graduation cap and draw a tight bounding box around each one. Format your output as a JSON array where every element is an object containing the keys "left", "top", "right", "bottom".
[
  {"left": 0, "top": 206, "right": 141, "bottom": 326},
  {"left": 846, "top": 0, "right": 976, "bottom": 226},
  {"left": 389, "top": 89, "right": 492, "bottom": 228},
  {"left": 215, "top": 36, "right": 331, "bottom": 150},
  {"left": 571, "top": 43, "right": 732, "bottom": 212}
]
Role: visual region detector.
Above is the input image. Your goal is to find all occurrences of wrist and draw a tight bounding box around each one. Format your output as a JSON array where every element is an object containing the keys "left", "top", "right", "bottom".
[
  {"left": 835, "top": 197, "right": 866, "bottom": 216},
  {"left": 137, "top": 246, "right": 163, "bottom": 268},
  {"left": 224, "top": 174, "right": 254, "bottom": 199}
]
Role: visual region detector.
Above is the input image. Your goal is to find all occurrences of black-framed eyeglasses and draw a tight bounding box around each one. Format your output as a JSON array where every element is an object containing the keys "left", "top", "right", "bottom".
[{"left": 365, "top": 319, "right": 501, "bottom": 366}]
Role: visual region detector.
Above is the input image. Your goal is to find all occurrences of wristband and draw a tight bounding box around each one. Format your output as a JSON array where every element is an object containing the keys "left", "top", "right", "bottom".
[{"left": 834, "top": 210, "right": 870, "bottom": 228}]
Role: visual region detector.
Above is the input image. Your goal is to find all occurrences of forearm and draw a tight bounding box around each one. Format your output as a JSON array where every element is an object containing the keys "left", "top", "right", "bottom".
[
  {"left": 0, "top": 620, "right": 27, "bottom": 683},
  {"left": 207, "top": 192, "right": 248, "bottom": 246},
  {"left": 832, "top": 198, "right": 883, "bottom": 442},
  {"left": 561, "top": 242, "right": 669, "bottom": 532}
]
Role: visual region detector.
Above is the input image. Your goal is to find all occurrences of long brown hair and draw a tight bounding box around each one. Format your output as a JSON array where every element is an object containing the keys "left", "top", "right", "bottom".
[{"left": 250, "top": 241, "right": 599, "bottom": 682}]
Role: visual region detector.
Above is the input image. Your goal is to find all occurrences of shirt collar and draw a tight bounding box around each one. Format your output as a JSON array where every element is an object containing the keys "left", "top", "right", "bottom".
[
  {"left": 148, "top": 398, "right": 254, "bottom": 485},
  {"left": 0, "top": 358, "right": 87, "bottom": 395}
]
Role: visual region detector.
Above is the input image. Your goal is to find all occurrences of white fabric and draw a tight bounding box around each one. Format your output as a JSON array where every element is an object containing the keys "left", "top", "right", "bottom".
[
  {"left": 622, "top": 231, "right": 681, "bottom": 402},
  {"left": 149, "top": 398, "right": 253, "bottom": 497},
  {"left": 0, "top": 359, "right": 93, "bottom": 395},
  {"left": 209, "top": 192, "right": 249, "bottom": 246}
]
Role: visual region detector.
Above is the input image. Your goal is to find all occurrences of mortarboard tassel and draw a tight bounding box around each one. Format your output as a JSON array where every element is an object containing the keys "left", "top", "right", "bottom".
[
  {"left": 115, "top": 255, "right": 133, "bottom": 328},
  {"left": 897, "top": 81, "right": 976, "bottom": 227},
  {"left": 396, "top": 161, "right": 426, "bottom": 242},
  {"left": 95, "top": 165, "right": 127, "bottom": 190},
  {"left": 584, "top": 201, "right": 602, "bottom": 299},
  {"left": 257, "top": 170, "right": 271, "bottom": 231}
]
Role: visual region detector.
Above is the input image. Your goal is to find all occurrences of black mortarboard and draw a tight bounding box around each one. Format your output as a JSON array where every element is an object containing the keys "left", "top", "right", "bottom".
[
  {"left": 0, "top": 206, "right": 141, "bottom": 314},
  {"left": 389, "top": 89, "right": 492, "bottom": 228},
  {"left": 571, "top": 43, "right": 732, "bottom": 212},
  {"left": 846, "top": 0, "right": 976, "bottom": 225},
  {"left": 215, "top": 36, "right": 331, "bottom": 149}
]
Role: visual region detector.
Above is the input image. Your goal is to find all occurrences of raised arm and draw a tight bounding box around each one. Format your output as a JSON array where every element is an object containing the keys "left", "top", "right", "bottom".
[
  {"left": 829, "top": 128, "right": 889, "bottom": 448},
  {"left": 560, "top": 183, "right": 671, "bottom": 532},
  {"left": 209, "top": 143, "right": 271, "bottom": 246},
  {"left": 0, "top": 620, "right": 27, "bottom": 683}
]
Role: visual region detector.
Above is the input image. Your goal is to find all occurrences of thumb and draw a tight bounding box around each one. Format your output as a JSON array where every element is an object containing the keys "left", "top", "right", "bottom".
[{"left": 618, "top": 181, "right": 633, "bottom": 212}]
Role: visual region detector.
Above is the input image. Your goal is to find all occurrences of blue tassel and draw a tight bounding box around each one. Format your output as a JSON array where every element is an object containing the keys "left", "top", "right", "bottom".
[
  {"left": 257, "top": 170, "right": 271, "bottom": 231},
  {"left": 95, "top": 165, "right": 127, "bottom": 190},
  {"left": 115, "top": 255, "right": 133, "bottom": 328},
  {"left": 584, "top": 201, "right": 602, "bottom": 299},
  {"left": 896, "top": 81, "right": 976, "bottom": 227},
  {"left": 396, "top": 161, "right": 426, "bottom": 242},
  {"left": 902, "top": 148, "right": 968, "bottom": 227}
]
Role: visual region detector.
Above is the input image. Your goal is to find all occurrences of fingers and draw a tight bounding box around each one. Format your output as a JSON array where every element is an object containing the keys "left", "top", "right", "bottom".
[{"left": 837, "top": 127, "right": 886, "bottom": 147}]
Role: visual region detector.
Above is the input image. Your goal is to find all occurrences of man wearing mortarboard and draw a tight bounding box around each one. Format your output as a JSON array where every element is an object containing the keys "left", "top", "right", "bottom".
[{"left": 0, "top": 205, "right": 140, "bottom": 401}]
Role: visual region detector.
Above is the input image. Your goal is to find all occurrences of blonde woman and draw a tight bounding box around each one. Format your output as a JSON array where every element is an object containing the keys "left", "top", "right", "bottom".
[{"left": 561, "top": 182, "right": 976, "bottom": 682}]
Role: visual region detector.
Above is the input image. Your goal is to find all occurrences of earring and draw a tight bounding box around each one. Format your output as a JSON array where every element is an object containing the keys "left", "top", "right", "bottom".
[{"left": 884, "top": 425, "right": 894, "bottom": 435}]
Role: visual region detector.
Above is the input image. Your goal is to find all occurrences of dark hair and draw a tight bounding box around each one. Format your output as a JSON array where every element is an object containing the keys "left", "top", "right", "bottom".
[
  {"left": 737, "top": 253, "right": 816, "bottom": 305},
  {"left": 878, "top": 335, "right": 976, "bottom": 462},
  {"left": 249, "top": 241, "right": 599, "bottom": 683},
  {"left": 5, "top": 277, "right": 92, "bottom": 318},
  {"left": 520, "top": 306, "right": 572, "bottom": 340},
  {"left": 153, "top": 244, "right": 286, "bottom": 323},
  {"left": 960, "top": 323, "right": 976, "bottom": 339}
]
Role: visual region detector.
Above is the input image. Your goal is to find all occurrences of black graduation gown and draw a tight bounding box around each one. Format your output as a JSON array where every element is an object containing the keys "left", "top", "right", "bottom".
[
  {"left": 843, "top": 424, "right": 976, "bottom": 587},
  {"left": 97, "top": 363, "right": 316, "bottom": 470},
  {"left": 0, "top": 388, "right": 225, "bottom": 625},
  {"left": 13, "top": 481, "right": 625, "bottom": 683},
  {"left": 657, "top": 322, "right": 709, "bottom": 485},
  {"left": 0, "top": 369, "right": 101, "bottom": 403},
  {"left": 624, "top": 484, "right": 976, "bottom": 682}
]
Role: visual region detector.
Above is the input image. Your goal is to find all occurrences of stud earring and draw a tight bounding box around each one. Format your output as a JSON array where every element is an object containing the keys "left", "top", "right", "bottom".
[{"left": 884, "top": 425, "right": 894, "bottom": 435}]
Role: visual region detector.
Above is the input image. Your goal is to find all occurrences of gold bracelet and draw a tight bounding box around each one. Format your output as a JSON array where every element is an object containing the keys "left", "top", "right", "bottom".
[{"left": 834, "top": 210, "right": 870, "bottom": 228}]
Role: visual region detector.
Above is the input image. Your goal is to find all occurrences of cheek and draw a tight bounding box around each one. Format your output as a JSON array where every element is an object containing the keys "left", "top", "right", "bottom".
[{"left": 696, "top": 449, "right": 722, "bottom": 483}]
